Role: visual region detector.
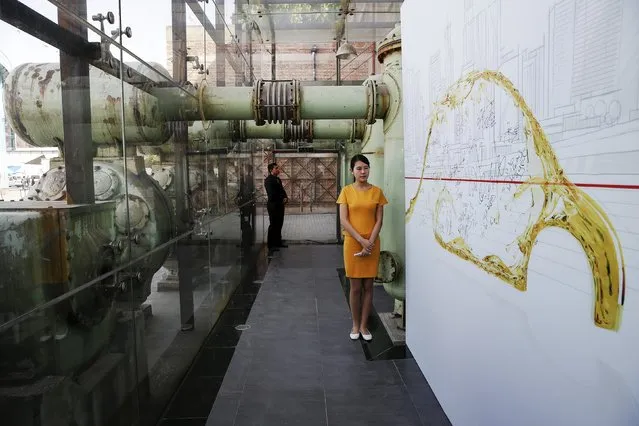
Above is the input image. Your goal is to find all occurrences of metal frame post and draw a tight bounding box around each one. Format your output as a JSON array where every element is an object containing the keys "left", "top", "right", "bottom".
[
  {"left": 58, "top": 0, "right": 95, "bottom": 204},
  {"left": 172, "top": 0, "right": 195, "bottom": 332},
  {"left": 215, "top": 0, "right": 226, "bottom": 87}
]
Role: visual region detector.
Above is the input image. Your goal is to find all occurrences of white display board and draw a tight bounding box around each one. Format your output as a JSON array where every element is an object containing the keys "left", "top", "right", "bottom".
[{"left": 402, "top": 1, "right": 639, "bottom": 425}]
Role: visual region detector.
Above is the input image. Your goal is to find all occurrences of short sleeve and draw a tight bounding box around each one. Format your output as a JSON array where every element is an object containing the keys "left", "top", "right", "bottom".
[
  {"left": 378, "top": 188, "right": 388, "bottom": 205},
  {"left": 336, "top": 187, "right": 348, "bottom": 204}
]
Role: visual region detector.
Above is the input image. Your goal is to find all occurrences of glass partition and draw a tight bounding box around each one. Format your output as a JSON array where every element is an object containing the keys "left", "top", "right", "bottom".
[{"left": 0, "top": 0, "right": 400, "bottom": 424}]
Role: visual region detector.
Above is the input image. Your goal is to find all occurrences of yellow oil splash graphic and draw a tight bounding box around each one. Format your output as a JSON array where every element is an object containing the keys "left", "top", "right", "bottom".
[{"left": 406, "top": 70, "right": 625, "bottom": 331}]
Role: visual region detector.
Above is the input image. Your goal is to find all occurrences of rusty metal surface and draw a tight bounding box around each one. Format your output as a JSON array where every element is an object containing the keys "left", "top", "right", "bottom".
[
  {"left": 376, "top": 250, "right": 402, "bottom": 283},
  {"left": 0, "top": 201, "right": 118, "bottom": 382},
  {"left": 26, "top": 161, "right": 175, "bottom": 304},
  {"left": 376, "top": 22, "right": 401, "bottom": 64},
  {"left": 3, "top": 63, "right": 171, "bottom": 148}
]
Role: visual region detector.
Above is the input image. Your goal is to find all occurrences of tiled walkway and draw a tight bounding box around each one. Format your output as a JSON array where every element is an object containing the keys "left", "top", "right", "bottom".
[
  {"left": 207, "top": 213, "right": 338, "bottom": 243},
  {"left": 193, "top": 245, "right": 451, "bottom": 426}
]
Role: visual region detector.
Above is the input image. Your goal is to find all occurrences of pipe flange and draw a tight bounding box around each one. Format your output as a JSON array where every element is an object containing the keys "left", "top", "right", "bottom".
[
  {"left": 253, "top": 79, "right": 265, "bottom": 125},
  {"left": 291, "top": 79, "right": 301, "bottom": 124},
  {"left": 364, "top": 79, "right": 378, "bottom": 125},
  {"left": 94, "top": 165, "right": 121, "bottom": 201},
  {"left": 115, "top": 194, "right": 150, "bottom": 233},
  {"left": 150, "top": 167, "right": 174, "bottom": 190},
  {"left": 229, "top": 120, "right": 246, "bottom": 142},
  {"left": 377, "top": 23, "right": 402, "bottom": 64},
  {"left": 39, "top": 167, "right": 67, "bottom": 201},
  {"left": 352, "top": 119, "right": 366, "bottom": 142},
  {"left": 239, "top": 120, "right": 246, "bottom": 142},
  {"left": 375, "top": 251, "right": 403, "bottom": 283},
  {"left": 349, "top": 119, "right": 356, "bottom": 144},
  {"left": 283, "top": 123, "right": 292, "bottom": 143},
  {"left": 303, "top": 120, "right": 313, "bottom": 142}
]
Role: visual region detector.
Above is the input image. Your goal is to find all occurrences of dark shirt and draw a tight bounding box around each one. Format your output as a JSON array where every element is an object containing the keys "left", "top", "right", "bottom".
[
  {"left": 236, "top": 177, "right": 255, "bottom": 206},
  {"left": 264, "top": 174, "right": 287, "bottom": 204}
]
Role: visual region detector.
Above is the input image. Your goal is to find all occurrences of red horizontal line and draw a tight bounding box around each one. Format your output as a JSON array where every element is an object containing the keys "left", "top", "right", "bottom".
[{"left": 404, "top": 176, "right": 639, "bottom": 190}]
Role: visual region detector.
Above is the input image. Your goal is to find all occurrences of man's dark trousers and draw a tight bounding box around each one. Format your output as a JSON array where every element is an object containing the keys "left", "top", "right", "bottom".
[{"left": 267, "top": 201, "right": 285, "bottom": 248}]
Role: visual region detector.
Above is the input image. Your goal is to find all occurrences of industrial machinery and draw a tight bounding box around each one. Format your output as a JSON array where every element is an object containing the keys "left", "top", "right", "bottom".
[
  {"left": 0, "top": 64, "right": 176, "bottom": 426},
  {"left": 25, "top": 158, "right": 175, "bottom": 304}
]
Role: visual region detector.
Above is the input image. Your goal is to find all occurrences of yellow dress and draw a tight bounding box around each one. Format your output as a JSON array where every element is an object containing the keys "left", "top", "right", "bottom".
[{"left": 336, "top": 184, "right": 388, "bottom": 278}]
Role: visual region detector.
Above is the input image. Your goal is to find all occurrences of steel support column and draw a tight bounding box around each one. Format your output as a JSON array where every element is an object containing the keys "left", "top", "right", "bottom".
[
  {"left": 173, "top": 0, "right": 195, "bottom": 332},
  {"left": 0, "top": 0, "right": 100, "bottom": 60},
  {"left": 58, "top": 0, "right": 95, "bottom": 204},
  {"left": 216, "top": 0, "right": 226, "bottom": 87}
]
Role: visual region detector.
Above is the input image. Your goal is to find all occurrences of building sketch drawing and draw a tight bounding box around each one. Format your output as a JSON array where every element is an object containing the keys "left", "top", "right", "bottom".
[
  {"left": 404, "top": 0, "right": 638, "bottom": 330},
  {"left": 406, "top": 70, "right": 625, "bottom": 331}
]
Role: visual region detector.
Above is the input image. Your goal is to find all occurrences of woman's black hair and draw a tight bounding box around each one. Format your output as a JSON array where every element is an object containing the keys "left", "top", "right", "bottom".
[{"left": 350, "top": 154, "right": 370, "bottom": 170}]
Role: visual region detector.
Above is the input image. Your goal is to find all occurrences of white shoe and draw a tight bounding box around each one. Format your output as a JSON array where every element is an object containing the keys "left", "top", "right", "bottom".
[
  {"left": 361, "top": 330, "right": 372, "bottom": 341},
  {"left": 349, "top": 331, "right": 360, "bottom": 340}
]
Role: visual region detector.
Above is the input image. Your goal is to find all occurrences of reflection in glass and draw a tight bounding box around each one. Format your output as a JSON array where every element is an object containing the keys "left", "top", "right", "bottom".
[{"left": 0, "top": 0, "right": 400, "bottom": 424}]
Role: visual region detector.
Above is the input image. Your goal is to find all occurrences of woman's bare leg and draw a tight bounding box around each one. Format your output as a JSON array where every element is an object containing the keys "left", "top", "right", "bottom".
[
  {"left": 349, "top": 278, "right": 363, "bottom": 333},
  {"left": 360, "top": 278, "right": 374, "bottom": 334}
]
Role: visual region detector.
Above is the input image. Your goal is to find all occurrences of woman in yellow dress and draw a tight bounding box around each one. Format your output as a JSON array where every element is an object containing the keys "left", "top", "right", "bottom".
[{"left": 337, "top": 154, "right": 388, "bottom": 341}]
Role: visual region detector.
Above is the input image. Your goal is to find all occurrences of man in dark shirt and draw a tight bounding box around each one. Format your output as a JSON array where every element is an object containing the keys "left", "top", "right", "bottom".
[
  {"left": 236, "top": 164, "right": 256, "bottom": 247},
  {"left": 264, "top": 162, "right": 288, "bottom": 250}
]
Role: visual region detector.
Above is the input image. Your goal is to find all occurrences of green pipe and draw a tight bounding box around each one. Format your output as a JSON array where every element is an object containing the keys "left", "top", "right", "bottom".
[
  {"left": 145, "top": 119, "right": 368, "bottom": 153},
  {"left": 196, "top": 119, "right": 366, "bottom": 144},
  {"left": 162, "top": 84, "right": 388, "bottom": 122},
  {"left": 4, "top": 63, "right": 171, "bottom": 147},
  {"left": 5, "top": 64, "right": 387, "bottom": 149},
  {"left": 360, "top": 84, "right": 385, "bottom": 190},
  {"left": 200, "top": 87, "right": 255, "bottom": 121},
  {"left": 378, "top": 25, "right": 406, "bottom": 302},
  {"left": 314, "top": 120, "right": 366, "bottom": 140},
  {"left": 300, "top": 86, "right": 371, "bottom": 120},
  {"left": 245, "top": 122, "right": 285, "bottom": 139}
]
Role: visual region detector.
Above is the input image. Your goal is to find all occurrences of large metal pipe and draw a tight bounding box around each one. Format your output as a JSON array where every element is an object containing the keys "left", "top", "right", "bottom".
[
  {"left": 3, "top": 63, "right": 171, "bottom": 147},
  {"left": 189, "top": 82, "right": 388, "bottom": 123},
  {"left": 4, "top": 62, "right": 387, "bottom": 149},
  {"left": 360, "top": 75, "right": 385, "bottom": 190},
  {"left": 377, "top": 24, "right": 405, "bottom": 303},
  {"left": 299, "top": 85, "right": 384, "bottom": 121},
  {"left": 190, "top": 119, "right": 365, "bottom": 142},
  {"left": 141, "top": 119, "right": 366, "bottom": 154}
]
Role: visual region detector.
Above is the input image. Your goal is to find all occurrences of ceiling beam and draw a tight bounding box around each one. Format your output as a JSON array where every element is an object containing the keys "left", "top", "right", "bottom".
[
  {"left": 185, "top": 0, "right": 219, "bottom": 42},
  {"left": 252, "top": 20, "right": 398, "bottom": 31},
  {"left": 185, "top": 0, "right": 247, "bottom": 78},
  {"left": 0, "top": 0, "right": 100, "bottom": 60}
]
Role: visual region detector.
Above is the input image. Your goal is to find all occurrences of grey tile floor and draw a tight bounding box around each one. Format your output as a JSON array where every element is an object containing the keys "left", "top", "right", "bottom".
[
  {"left": 202, "top": 245, "right": 451, "bottom": 426},
  {"left": 205, "top": 212, "right": 338, "bottom": 243},
  {"left": 145, "top": 265, "right": 232, "bottom": 368}
]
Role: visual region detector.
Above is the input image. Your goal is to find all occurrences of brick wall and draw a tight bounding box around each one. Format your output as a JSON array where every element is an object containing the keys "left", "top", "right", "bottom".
[{"left": 166, "top": 26, "right": 382, "bottom": 86}]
